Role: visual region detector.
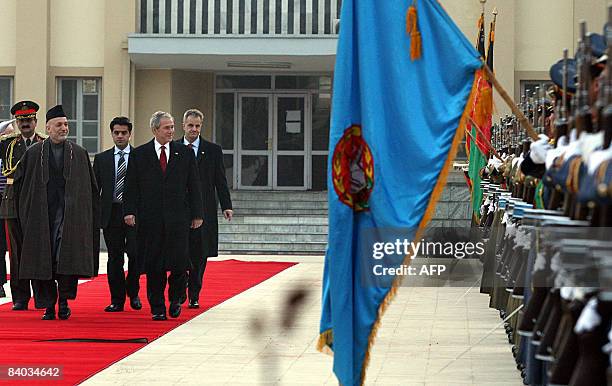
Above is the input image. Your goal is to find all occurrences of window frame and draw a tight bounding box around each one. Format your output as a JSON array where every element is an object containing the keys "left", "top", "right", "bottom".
[
  {"left": 213, "top": 73, "right": 332, "bottom": 190},
  {"left": 57, "top": 77, "right": 101, "bottom": 154},
  {"left": 0, "top": 76, "right": 13, "bottom": 122}
]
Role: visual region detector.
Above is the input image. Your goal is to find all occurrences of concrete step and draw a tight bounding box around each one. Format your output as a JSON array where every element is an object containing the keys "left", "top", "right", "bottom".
[
  {"left": 218, "top": 215, "right": 328, "bottom": 225},
  {"left": 219, "top": 232, "right": 327, "bottom": 243},
  {"left": 231, "top": 200, "right": 328, "bottom": 209},
  {"left": 219, "top": 241, "right": 327, "bottom": 254},
  {"left": 223, "top": 208, "right": 327, "bottom": 216},
  {"left": 229, "top": 191, "right": 327, "bottom": 202},
  {"left": 219, "top": 223, "right": 328, "bottom": 233}
]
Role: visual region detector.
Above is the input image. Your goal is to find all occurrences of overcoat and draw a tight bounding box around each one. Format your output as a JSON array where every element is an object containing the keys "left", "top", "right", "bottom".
[
  {"left": 176, "top": 137, "right": 232, "bottom": 258},
  {"left": 14, "top": 139, "right": 100, "bottom": 280},
  {"left": 123, "top": 140, "right": 203, "bottom": 273}
]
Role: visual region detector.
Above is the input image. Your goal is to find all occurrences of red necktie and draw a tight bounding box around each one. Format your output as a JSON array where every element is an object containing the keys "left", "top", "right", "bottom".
[
  {"left": 188, "top": 143, "right": 193, "bottom": 150},
  {"left": 160, "top": 145, "right": 167, "bottom": 173}
]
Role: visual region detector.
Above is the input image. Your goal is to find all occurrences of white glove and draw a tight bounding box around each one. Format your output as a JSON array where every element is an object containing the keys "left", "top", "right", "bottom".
[
  {"left": 0, "top": 119, "right": 15, "bottom": 135},
  {"left": 530, "top": 134, "right": 551, "bottom": 164},
  {"left": 490, "top": 157, "right": 503, "bottom": 171}
]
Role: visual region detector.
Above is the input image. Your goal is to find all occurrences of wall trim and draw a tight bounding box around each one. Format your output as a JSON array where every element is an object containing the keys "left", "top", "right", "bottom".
[
  {"left": 49, "top": 67, "right": 104, "bottom": 78},
  {"left": 0, "top": 67, "right": 16, "bottom": 76}
]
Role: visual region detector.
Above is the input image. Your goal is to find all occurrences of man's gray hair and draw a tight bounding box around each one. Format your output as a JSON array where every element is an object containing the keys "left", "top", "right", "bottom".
[
  {"left": 183, "top": 108, "right": 204, "bottom": 123},
  {"left": 150, "top": 111, "right": 174, "bottom": 130}
]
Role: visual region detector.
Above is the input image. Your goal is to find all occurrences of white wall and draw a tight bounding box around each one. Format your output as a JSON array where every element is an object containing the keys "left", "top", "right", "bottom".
[
  {"left": 0, "top": 0, "right": 16, "bottom": 67},
  {"left": 50, "top": 0, "right": 105, "bottom": 67}
]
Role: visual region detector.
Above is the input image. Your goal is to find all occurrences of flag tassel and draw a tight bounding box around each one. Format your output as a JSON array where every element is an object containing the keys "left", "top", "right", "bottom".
[
  {"left": 406, "top": 1, "right": 422, "bottom": 61},
  {"left": 317, "top": 329, "right": 334, "bottom": 355}
]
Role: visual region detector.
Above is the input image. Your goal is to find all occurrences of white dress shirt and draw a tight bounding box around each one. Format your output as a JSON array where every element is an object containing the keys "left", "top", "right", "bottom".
[
  {"left": 114, "top": 145, "right": 131, "bottom": 174},
  {"left": 154, "top": 139, "right": 171, "bottom": 161},
  {"left": 183, "top": 136, "right": 200, "bottom": 158}
]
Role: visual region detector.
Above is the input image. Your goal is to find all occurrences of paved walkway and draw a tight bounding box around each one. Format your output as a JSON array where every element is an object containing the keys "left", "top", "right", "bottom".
[{"left": 1, "top": 255, "right": 522, "bottom": 385}]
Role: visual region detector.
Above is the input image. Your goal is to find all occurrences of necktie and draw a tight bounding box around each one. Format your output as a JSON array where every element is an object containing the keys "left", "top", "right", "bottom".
[
  {"left": 115, "top": 150, "right": 126, "bottom": 202},
  {"left": 160, "top": 145, "right": 167, "bottom": 173},
  {"left": 188, "top": 143, "right": 193, "bottom": 150},
  {"left": 25, "top": 138, "right": 31, "bottom": 148}
]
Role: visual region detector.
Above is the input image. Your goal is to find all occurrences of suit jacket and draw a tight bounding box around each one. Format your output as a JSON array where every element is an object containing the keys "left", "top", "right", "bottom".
[
  {"left": 93, "top": 145, "right": 132, "bottom": 229},
  {"left": 123, "top": 139, "right": 203, "bottom": 272},
  {"left": 177, "top": 137, "right": 232, "bottom": 257}
]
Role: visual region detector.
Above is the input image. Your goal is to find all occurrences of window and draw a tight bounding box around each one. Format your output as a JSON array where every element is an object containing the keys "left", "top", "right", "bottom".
[
  {"left": 0, "top": 77, "right": 12, "bottom": 121},
  {"left": 520, "top": 80, "right": 553, "bottom": 100},
  {"left": 57, "top": 78, "right": 101, "bottom": 154},
  {"left": 214, "top": 74, "right": 332, "bottom": 190}
]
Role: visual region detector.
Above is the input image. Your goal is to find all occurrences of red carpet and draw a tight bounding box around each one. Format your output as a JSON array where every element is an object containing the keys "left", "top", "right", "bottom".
[{"left": 0, "top": 259, "right": 295, "bottom": 385}]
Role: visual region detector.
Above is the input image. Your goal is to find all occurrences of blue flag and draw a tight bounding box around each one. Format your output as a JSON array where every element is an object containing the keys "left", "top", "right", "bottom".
[{"left": 318, "top": 1, "right": 482, "bottom": 385}]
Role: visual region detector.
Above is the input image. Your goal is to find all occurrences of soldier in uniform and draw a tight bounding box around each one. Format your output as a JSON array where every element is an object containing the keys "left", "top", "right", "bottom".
[
  {"left": 0, "top": 101, "right": 46, "bottom": 310},
  {"left": 0, "top": 119, "right": 14, "bottom": 298}
]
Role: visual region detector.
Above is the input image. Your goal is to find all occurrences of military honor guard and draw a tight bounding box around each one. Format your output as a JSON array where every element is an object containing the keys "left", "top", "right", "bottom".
[
  {"left": 178, "top": 109, "right": 233, "bottom": 309},
  {"left": 123, "top": 111, "right": 203, "bottom": 320},
  {"left": 14, "top": 105, "right": 100, "bottom": 320},
  {"left": 94, "top": 117, "right": 142, "bottom": 312},
  {"left": 0, "top": 101, "right": 46, "bottom": 310}
]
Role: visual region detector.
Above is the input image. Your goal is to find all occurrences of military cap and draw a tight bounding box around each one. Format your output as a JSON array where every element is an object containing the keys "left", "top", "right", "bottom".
[
  {"left": 46, "top": 104, "right": 67, "bottom": 122},
  {"left": 549, "top": 58, "right": 577, "bottom": 95},
  {"left": 590, "top": 33, "right": 606, "bottom": 59},
  {"left": 10, "top": 100, "right": 39, "bottom": 120}
]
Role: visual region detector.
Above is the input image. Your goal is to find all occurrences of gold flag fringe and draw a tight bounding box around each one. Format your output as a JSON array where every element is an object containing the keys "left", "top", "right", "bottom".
[{"left": 406, "top": 0, "right": 422, "bottom": 61}]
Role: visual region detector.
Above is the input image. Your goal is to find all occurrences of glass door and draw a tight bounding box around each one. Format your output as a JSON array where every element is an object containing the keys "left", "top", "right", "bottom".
[
  {"left": 238, "top": 94, "right": 273, "bottom": 189},
  {"left": 274, "top": 94, "right": 308, "bottom": 190}
]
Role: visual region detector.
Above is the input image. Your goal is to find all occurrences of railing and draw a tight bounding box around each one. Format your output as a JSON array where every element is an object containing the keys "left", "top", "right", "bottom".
[{"left": 138, "top": 0, "right": 341, "bottom": 35}]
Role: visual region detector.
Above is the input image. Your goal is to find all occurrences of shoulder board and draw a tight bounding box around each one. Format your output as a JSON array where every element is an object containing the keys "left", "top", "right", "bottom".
[{"left": 35, "top": 131, "right": 48, "bottom": 139}]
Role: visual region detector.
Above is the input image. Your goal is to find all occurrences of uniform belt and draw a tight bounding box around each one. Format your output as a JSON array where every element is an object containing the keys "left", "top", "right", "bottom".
[{"left": 6, "top": 178, "right": 13, "bottom": 185}]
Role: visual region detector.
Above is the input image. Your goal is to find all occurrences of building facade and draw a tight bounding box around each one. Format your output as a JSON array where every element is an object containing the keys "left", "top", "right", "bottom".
[{"left": 0, "top": 0, "right": 609, "bottom": 191}]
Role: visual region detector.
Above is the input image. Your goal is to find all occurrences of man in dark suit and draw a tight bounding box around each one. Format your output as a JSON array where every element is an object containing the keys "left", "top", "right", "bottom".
[
  {"left": 123, "top": 111, "right": 203, "bottom": 321},
  {"left": 93, "top": 117, "right": 142, "bottom": 312},
  {"left": 178, "top": 109, "right": 233, "bottom": 309}
]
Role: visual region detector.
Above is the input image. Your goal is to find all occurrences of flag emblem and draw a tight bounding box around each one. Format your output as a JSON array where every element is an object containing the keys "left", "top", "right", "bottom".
[{"left": 332, "top": 125, "right": 374, "bottom": 212}]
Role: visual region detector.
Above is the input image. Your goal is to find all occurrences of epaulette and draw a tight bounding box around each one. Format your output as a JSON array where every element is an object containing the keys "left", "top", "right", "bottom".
[{"left": 35, "top": 131, "right": 48, "bottom": 139}]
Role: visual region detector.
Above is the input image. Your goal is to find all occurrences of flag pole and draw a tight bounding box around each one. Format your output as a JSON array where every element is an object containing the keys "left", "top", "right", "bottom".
[
  {"left": 467, "top": 116, "right": 503, "bottom": 160},
  {"left": 482, "top": 63, "right": 539, "bottom": 140}
]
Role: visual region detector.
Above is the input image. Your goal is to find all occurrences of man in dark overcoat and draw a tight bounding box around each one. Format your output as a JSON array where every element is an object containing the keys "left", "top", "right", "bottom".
[
  {"left": 14, "top": 105, "right": 100, "bottom": 320},
  {"left": 123, "top": 111, "right": 203, "bottom": 321},
  {"left": 177, "top": 108, "right": 232, "bottom": 309}
]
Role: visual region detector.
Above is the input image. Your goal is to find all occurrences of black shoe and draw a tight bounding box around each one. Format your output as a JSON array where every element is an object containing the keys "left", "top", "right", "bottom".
[
  {"left": 58, "top": 300, "right": 71, "bottom": 320},
  {"left": 169, "top": 303, "right": 181, "bottom": 318},
  {"left": 104, "top": 303, "right": 124, "bottom": 312},
  {"left": 129, "top": 296, "right": 142, "bottom": 310},
  {"left": 42, "top": 308, "right": 55, "bottom": 320},
  {"left": 12, "top": 302, "right": 28, "bottom": 311},
  {"left": 152, "top": 313, "right": 167, "bottom": 321},
  {"left": 0, "top": 285, "right": 5, "bottom": 298},
  {"left": 188, "top": 299, "right": 199, "bottom": 309}
]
